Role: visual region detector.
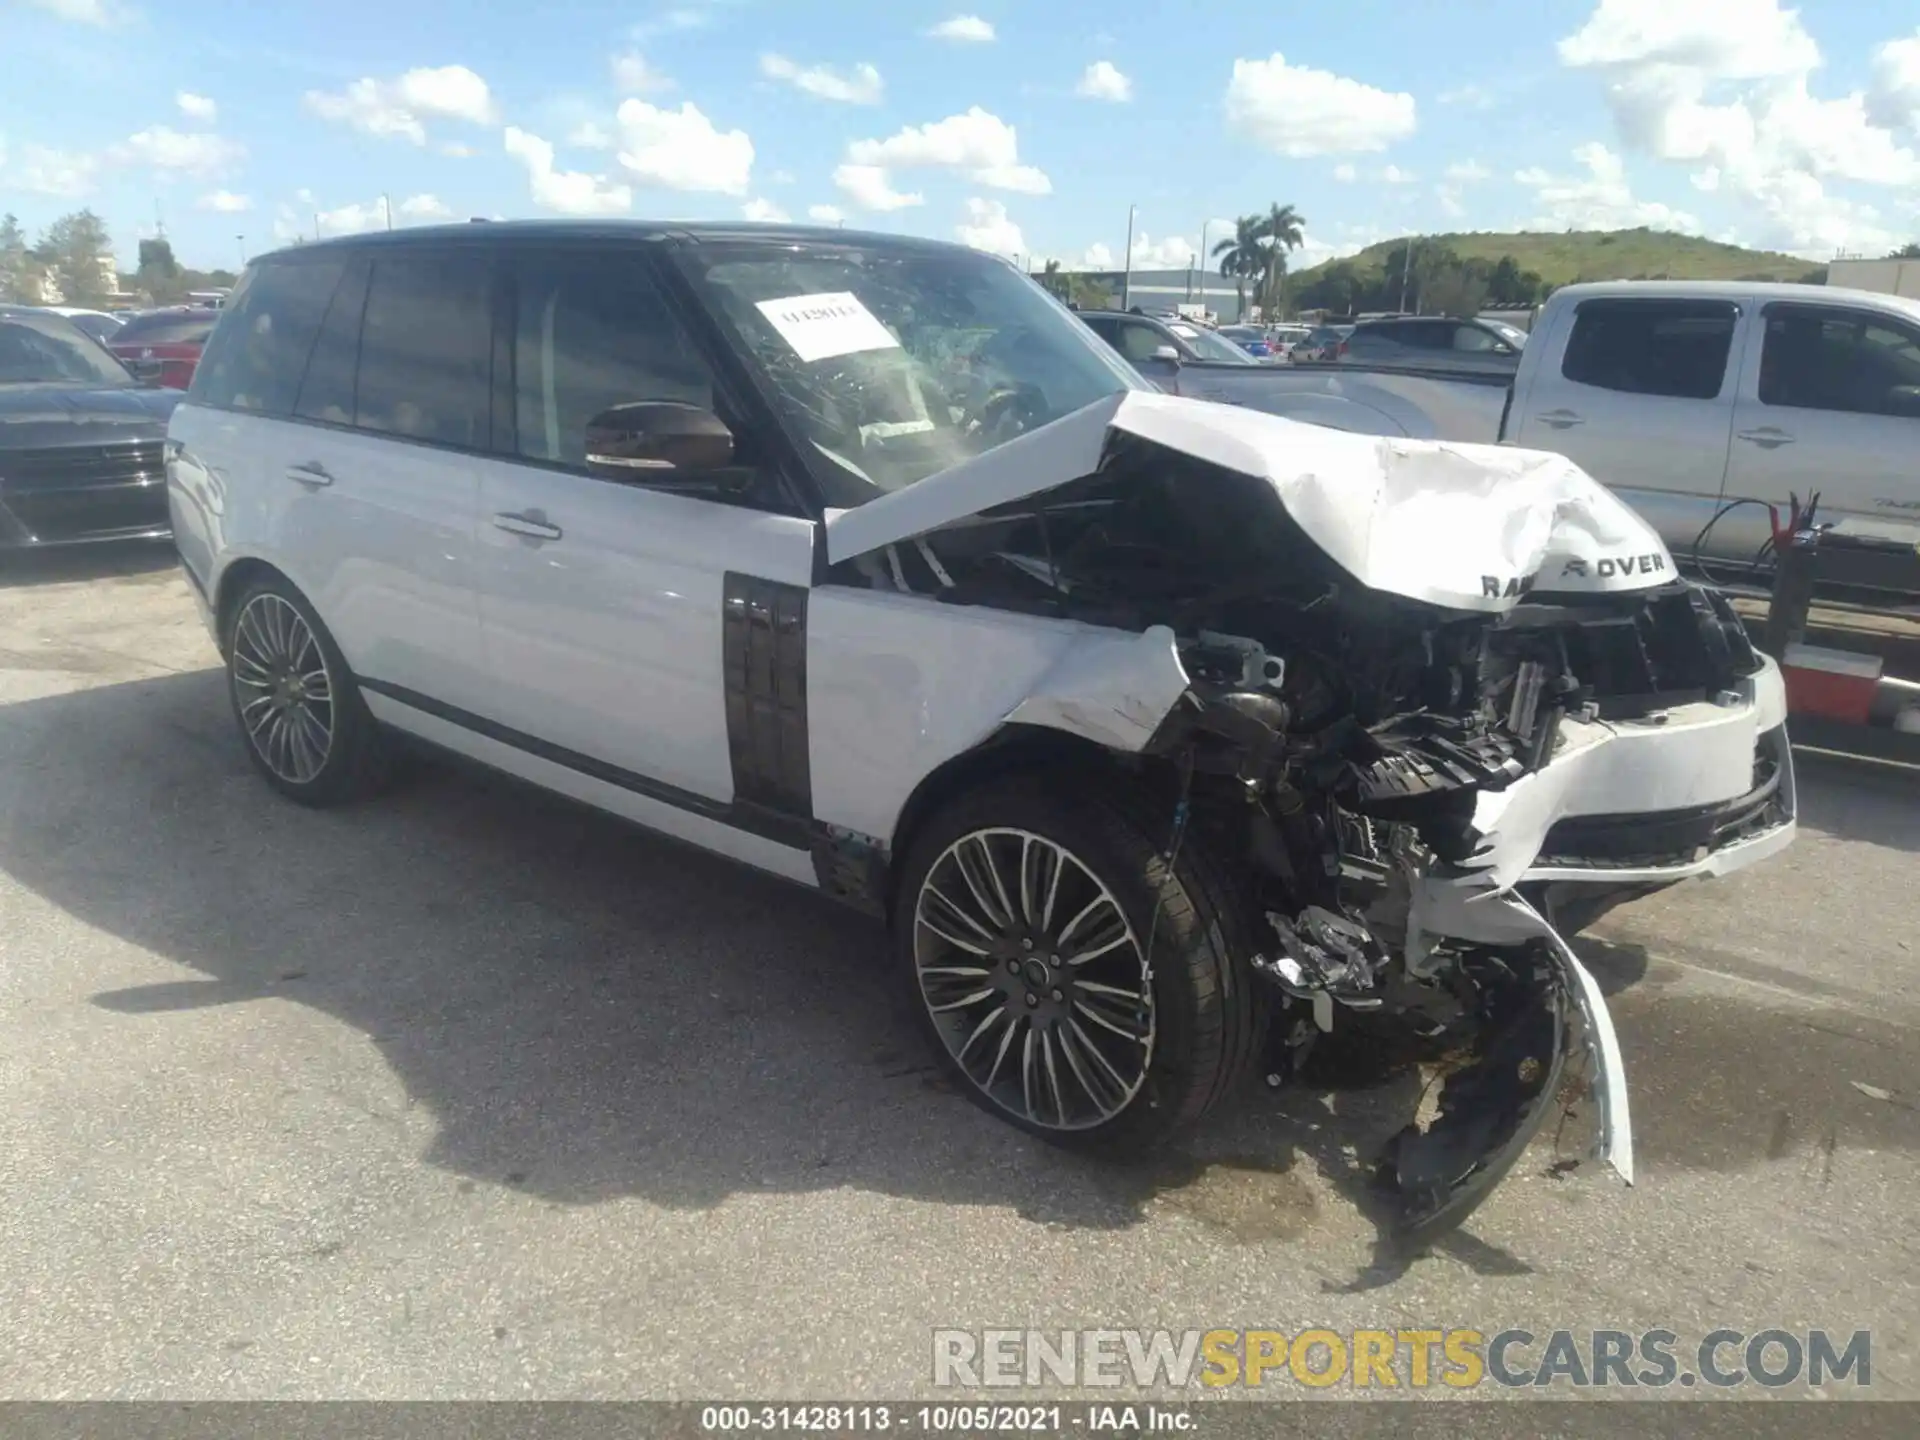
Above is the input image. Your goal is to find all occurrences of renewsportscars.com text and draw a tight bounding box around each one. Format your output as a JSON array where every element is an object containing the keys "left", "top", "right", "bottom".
[{"left": 931, "top": 1328, "right": 1872, "bottom": 1390}]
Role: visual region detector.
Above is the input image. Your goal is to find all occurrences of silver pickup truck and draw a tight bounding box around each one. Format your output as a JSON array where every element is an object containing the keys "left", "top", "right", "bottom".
[{"left": 1111, "top": 282, "right": 1920, "bottom": 575}]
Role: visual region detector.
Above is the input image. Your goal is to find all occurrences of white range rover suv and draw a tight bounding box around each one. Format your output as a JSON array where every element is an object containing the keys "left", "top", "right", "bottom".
[{"left": 167, "top": 222, "right": 1795, "bottom": 1242}]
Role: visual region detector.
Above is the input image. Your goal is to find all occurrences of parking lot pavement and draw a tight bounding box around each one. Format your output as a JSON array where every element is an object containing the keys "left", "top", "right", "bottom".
[{"left": 1, "top": 548, "right": 1918, "bottom": 1405}]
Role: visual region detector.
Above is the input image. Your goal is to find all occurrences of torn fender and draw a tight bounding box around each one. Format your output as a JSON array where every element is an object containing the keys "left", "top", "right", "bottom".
[
  {"left": 822, "top": 389, "right": 1676, "bottom": 615},
  {"left": 1001, "top": 623, "right": 1191, "bottom": 752}
]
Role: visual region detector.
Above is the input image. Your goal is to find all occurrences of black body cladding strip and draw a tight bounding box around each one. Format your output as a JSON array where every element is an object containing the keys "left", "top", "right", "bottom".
[{"left": 722, "top": 572, "right": 813, "bottom": 819}]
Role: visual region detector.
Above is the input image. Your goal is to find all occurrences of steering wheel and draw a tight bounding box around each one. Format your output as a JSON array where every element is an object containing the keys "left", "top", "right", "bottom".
[{"left": 966, "top": 383, "right": 1047, "bottom": 445}]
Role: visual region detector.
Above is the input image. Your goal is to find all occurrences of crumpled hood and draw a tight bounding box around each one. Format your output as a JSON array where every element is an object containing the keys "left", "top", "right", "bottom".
[
  {"left": 823, "top": 390, "right": 1674, "bottom": 614},
  {"left": 0, "top": 384, "right": 181, "bottom": 451}
]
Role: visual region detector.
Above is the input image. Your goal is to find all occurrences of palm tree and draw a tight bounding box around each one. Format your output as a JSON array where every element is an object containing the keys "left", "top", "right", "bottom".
[
  {"left": 1039, "top": 257, "right": 1065, "bottom": 301},
  {"left": 1212, "top": 215, "right": 1265, "bottom": 317},
  {"left": 1257, "top": 203, "right": 1306, "bottom": 318}
]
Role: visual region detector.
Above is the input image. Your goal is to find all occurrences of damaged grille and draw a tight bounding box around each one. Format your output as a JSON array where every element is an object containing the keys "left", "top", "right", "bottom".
[{"left": 1534, "top": 724, "right": 1790, "bottom": 870}]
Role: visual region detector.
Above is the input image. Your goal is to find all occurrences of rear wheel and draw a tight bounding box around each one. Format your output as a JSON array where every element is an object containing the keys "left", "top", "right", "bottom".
[
  {"left": 225, "top": 575, "right": 388, "bottom": 806},
  {"left": 895, "top": 779, "right": 1263, "bottom": 1157}
]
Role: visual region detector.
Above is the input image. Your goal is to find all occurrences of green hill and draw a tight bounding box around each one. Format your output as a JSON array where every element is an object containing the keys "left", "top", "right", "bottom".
[{"left": 1294, "top": 227, "right": 1824, "bottom": 290}]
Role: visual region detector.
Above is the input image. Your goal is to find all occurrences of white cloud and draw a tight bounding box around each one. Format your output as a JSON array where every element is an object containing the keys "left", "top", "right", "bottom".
[
  {"left": 612, "top": 51, "right": 673, "bottom": 95},
  {"left": 929, "top": 15, "right": 995, "bottom": 43},
  {"left": 1436, "top": 186, "right": 1467, "bottom": 218},
  {"left": 441, "top": 142, "right": 475, "bottom": 157},
  {"left": 1225, "top": 53, "right": 1418, "bottom": 155},
  {"left": 176, "top": 92, "right": 217, "bottom": 123},
  {"left": 295, "top": 187, "right": 314, "bottom": 204},
  {"left": 1559, "top": 2, "right": 1920, "bottom": 255},
  {"left": 808, "top": 203, "right": 845, "bottom": 223},
  {"left": 568, "top": 120, "right": 614, "bottom": 149},
  {"left": 1868, "top": 30, "right": 1920, "bottom": 133},
  {"left": 308, "top": 192, "right": 459, "bottom": 235},
  {"left": 116, "top": 126, "right": 245, "bottom": 176},
  {"left": 615, "top": 99, "right": 754, "bottom": 195},
  {"left": 1076, "top": 61, "right": 1132, "bottom": 103},
  {"left": 399, "top": 193, "right": 452, "bottom": 219},
  {"left": 1438, "top": 83, "right": 1495, "bottom": 110},
  {"left": 742, "top": 197, "right": 790, "bottom": 222},
  {"left": 1380, "top": 164, "right": 1417, "bottom": 184},
  {"left": 1292, "top": 226, "right": 1387, "bottom": 268},
  {"left": 6, "top": 143, "right": 99, "bottom": 196},
  {"left": 1444, "top": 158, "right": 1491, "bottom": 182},
  {"left": 844, "top": 106, "right": 1050, "bottom": 199},
  {"left": 1073, "top": 231, "right": 1198, "bottom": 270},
  {"left": 1331, "top": 163, "right": 1357, "bottom": 182},
  {"left": 760, "top": 53, "right": 883, "bottom": 105},
  {"left": 196, "top": 190, "right": 251, "bottom": 213},
  {"left": 1558, "top": 0, "right": 1818, "bottom": 77},
  {"left": 956, "top": 198, "right": 1024, "bottom": 257},
  {"left": 833, "top": 163, "right": 924, "bottom": 211},
  {"left": 1517, "top": 141, "right": 1703, "bottom": 232},
  {"left": 504, "top": 126, "right": 634, "bottom": 216},
  {"left": 630, "top": 4, "right": 715, "bottom": 40},
  {"left": 22, "top": 0, "right": 120, "bottom": 24},
  {"left": 304, "top": 65, "right": 497, "bottom": 145}
]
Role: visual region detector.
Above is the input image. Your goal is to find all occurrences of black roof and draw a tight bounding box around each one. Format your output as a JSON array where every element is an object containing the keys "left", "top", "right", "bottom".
[{"left": 257, "top": 219, "right": 985, "bottom": 265}]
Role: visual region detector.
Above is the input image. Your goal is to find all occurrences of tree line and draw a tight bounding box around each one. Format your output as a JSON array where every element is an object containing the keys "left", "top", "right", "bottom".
[
  {"left": 1, "top": 208, "right": 236, "bottom": 308},
  {"left": 1293, "top": 241, "right": 1550, "bottom": 319}
]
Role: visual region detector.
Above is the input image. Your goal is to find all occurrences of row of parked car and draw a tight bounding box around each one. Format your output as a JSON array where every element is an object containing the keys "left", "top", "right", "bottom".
[
  {"left": 1086, "top": 310, "right": 1530, "bottom": 373},
  {"left": 4, "top": 300, "right": 221, "bottom": 390}
]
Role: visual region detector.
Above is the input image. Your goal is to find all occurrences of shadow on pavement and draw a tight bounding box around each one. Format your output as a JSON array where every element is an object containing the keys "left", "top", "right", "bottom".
[{"left": 3, "top": 668, "right": 1917, "bottom": 1284}]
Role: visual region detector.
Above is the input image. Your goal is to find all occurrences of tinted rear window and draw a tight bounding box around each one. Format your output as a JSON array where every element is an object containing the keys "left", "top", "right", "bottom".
[
  {"left": 189, "top": 260, "right": 346, "bottom": 415},
  {"left": 113, "top": 311, "right": 218, "bottom": 346},
  {"left": 1560, "top": 298, "right": 1737, "bottom": 400}
]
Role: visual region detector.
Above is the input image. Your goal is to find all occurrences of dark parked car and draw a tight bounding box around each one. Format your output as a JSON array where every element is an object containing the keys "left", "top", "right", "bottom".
[
  {"left": 1339, "top": 315, "right": 1526, "bottom": 372},
  {"left": 1078, "top": 310, "right": 1260, "bottom": 367},
  {"left": 1293, "top": 323, "right": 1354, "bottom": 361},
  {"left": 0, "top": 308, "right": 180, "bottom": 550},
  {"left": 107, "top": 306, "right": 219, "bottom": 389}
]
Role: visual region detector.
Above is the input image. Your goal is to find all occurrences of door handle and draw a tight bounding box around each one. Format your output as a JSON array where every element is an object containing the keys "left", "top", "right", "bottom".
[
  {"left": 1738, "top": 428, "right": 1795, "bottom": 450},
  {"left": 1538, "top": 409, "right": 1584, "bottom": 429},
  {"left": 285, "top": 461, "right": 333, "bottom": 487},
  {"left": 491, "top": 511, "right": 563, "bottom": 541}
]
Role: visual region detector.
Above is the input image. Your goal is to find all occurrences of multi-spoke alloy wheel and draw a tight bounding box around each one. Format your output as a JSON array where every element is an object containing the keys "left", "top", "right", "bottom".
[
  {"left": 231, "top": 591, "right": 335, "bottom": 785},
  {"left": 913, "top": 827, "right": 1155, "bottom": 1132}
]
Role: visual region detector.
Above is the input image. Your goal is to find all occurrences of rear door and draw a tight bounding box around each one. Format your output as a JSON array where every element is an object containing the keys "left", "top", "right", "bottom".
[
  {"left": 1726, "top": 301, "right": 1920, "bottom": 542},
  {"left": 1509, "top": 296, "right": 1744, "bottom": 557},
  {"left": 279, "top": 247, "right": 494, "bottom": 712}
]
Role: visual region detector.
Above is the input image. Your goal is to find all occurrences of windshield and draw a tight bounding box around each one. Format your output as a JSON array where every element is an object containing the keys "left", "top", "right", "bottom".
[
  {"left": 1490, "top": 322, "right": 1528, "bottom": 346},
  {"left": 113, "top": 311, "right": 218, "bottom": 346},
  {"left": 1173, "top": 323, "right": 1259, "bottom": 365},
  {"left": 0, "top": 313, "right": 136, "bottom": 386},
  {"left": 680, "top": 241, "right": 1146, "bottom": 505}
]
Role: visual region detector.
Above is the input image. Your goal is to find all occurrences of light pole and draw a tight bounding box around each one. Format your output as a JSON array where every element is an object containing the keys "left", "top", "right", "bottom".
[
  {"left": 1197, "top": 219, "right": 1214, "bottom": 315},
  {"left": 1120, "top": 204, "right": 1137, "bottom": 311},
  {"left": 382, "top": 193, "right": 393, "bottom": 231},
  {"left": 236, "top": 235, "right": 246, "bottom": 267}
]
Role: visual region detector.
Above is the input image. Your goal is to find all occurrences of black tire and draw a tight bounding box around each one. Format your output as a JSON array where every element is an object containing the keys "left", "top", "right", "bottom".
[
  {"left": 224, "top": 573, "right": 389, "bottom": 806},
  {"left": 894, "top": 777, "right": 1265, "bottom": 1158}
]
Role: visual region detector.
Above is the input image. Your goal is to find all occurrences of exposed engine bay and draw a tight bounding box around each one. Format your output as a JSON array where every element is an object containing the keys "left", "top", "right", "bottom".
[{"left": 831, "top": 412, "right": 1791, "bottom": 1243}]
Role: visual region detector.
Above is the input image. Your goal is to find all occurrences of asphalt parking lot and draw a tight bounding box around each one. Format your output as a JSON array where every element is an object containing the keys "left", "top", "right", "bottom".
[{"left": 2, "top": 545, "right": 1918, "bottom": 1409}]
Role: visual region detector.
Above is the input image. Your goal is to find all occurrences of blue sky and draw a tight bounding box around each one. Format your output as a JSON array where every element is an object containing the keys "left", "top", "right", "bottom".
[{"left": 4, "top": 0, "right": 1918, "bottom": 273}]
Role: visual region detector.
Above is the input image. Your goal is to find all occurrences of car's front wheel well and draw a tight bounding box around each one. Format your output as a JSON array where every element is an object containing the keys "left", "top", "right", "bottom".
[
  {"left": 211, "top": 558, "right": 286, "bottom": 656},
  {"left": 885, "top": 726, "right": 1183, "bottom": 923}
]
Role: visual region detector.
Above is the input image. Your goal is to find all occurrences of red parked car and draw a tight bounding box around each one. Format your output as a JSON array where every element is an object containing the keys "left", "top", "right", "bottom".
[{"left": 107, "top": 307, "right": 219, "bottom": 389}]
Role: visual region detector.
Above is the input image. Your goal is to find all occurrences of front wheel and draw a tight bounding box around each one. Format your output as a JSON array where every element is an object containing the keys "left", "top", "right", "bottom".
[{"left": 895, "top": 780, "right": 1263, "bottom": 1158}]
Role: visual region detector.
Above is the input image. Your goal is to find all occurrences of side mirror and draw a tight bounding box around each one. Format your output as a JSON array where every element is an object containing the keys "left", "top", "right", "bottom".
[
  {"left": 1150, "top": 344, "right": 1182, "bottom": 366},
  {"left": 585, "top": 401, "right": 734, "bottom": 483}
]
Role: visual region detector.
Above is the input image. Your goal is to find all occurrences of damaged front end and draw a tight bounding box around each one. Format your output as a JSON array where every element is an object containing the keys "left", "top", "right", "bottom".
[{"left": 826, "top": 391, "right": 1793, "bottom": 1242}]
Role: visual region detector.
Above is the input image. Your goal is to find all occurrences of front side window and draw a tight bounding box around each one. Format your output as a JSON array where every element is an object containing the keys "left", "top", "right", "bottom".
[
  {"left": 680, "top": 242, "right": 1144, "bottom": 505},
  {"left": 1452, "top": 324, "right": 1500, "bottom": 352},
  {"left": 1560, "top": 298, "right": 1736, "bottom": 400},
  {"left": 1758, "top": 304, "right": 1920, "bottom": 418},
  {"left": 353, "top": 252, "right": 491, "bottom": 448},
  {"left": 509, "top": 250, "right": 717, "bottom": 470},
  {"left": 0, "top": 313, "right": 134, "bottom": 386},
  {"left": 1109, "top": 320, "right": 1173, "bottom": 363}
]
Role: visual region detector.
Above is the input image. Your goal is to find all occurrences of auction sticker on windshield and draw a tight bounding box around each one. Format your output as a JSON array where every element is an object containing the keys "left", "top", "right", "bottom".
[{"left": 755, "top": 291, "right": 901, "bottom": 363}]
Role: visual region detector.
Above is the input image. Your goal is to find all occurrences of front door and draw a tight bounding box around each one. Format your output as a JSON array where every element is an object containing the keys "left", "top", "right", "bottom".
[{"left": 472, "top": 247, "right": 818, "bottom": 861}]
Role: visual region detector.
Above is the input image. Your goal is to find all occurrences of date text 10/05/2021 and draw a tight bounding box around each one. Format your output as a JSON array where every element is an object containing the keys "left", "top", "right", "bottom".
[{"left": 701, "top": 1407, "right": 1191, "bottom": 1433}]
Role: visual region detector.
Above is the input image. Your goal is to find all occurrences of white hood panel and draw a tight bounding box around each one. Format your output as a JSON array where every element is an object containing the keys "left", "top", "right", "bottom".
[{"left": 822, "top": 391, "right": 1675, "bottom": 614}]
